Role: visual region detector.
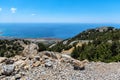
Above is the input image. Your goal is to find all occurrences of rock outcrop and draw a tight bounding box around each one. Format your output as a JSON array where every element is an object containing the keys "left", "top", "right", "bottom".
[
  {"left": 0, "top": 51, "right": 89, "bottom": 80},
  {"left": 22, "top": 43, "right": 39, "bottom": 57},
  {"left": 0, "top": 50, "right": 120, "bottom": 80}
]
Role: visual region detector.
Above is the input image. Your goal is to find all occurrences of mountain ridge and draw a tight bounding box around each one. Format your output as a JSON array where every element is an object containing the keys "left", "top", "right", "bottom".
[{"left": 49, "top": 26, "right": 120, "bottom": 62}]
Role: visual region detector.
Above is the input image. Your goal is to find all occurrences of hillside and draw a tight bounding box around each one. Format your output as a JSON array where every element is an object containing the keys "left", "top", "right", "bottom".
[
  {"left": 1, "top": 27, "right": 120, "bottom": 80},
  {"left": 49, "top": 27, "right": 120, "bottom": 62}
]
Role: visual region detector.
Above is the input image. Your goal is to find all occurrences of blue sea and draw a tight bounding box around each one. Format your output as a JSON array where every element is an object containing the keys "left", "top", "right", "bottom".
[{"left": 0, "top": 23, "right": 120, "bottom": 39}]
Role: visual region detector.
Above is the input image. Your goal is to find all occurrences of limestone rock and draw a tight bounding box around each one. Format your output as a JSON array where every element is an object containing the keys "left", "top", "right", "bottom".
[
  {"left": 61, "top": 54, "right": 72, "bottom": 59},
  {"left": 11, "top": 55, "right": 22, "bottom": 62},
  {"left": 61, "top": 54, "right": 72, "bottom": 63},
  {"left": 15, "top": 74, "right": 21, "bottom": 80},
  {"left": 45, "top": 60, "right": 53, "bottom": 68},
  {"left": 41, "top": 51, "right": 58, "bottom": 59},
  {"left": 2, "top": 64, "right": 15, "bottom": 76},
  {"left": 72, "top": 59, "right": 88, "bottom": 70},
  {"left": 14, "top": 60, "right": 26, "bottom": 68},
  {"left": 22, "top": 43, "right": 39, "bottom": 56}
]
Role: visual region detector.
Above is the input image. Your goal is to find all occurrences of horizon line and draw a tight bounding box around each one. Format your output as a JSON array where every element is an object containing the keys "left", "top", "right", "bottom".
[{"left": 0, "top": 22, "right": 120, "bottom": 24}]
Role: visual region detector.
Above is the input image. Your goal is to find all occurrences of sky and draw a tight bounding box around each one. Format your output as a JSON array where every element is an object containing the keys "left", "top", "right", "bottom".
[{"left": 0, "top": 0, "right": 120, "bottom": 23}]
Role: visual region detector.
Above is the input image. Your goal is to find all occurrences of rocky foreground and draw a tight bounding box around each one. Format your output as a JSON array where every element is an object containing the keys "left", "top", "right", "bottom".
[{"left": 0, "top": 50, "right": 120, "bottom": 80}]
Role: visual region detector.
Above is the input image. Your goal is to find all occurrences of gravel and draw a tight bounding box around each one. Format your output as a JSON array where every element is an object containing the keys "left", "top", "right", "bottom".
[{"left": 24, "top": 62, "right": 120, "bottom": 80}]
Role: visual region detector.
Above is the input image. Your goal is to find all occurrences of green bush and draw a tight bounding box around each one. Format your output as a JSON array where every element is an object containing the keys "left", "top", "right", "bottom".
[
  {"left": 71, "top": 40, "right": 120, "bottom": 63},
  {"left": 0, "top": 39, "right": 24, "bottom": 58},
  {"left": 37, "top": 43, "right": 47, "bottom": 51}
]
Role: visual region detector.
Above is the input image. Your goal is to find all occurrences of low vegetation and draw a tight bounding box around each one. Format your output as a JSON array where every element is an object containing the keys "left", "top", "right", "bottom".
[
  {"left": 50, "top": 27, "right": 120, "bottom": 62},
  {"left": 1, "top": 27, "right": 120, "bottom": 62},
  {"left": 71, "top": 27, "right": 120, "bottom": 62},
  {"left": 48, "top": 41, "right": 73, "bottom": 52},
  {"left": 0, "top": 39, "right": 24, "bottom": 57},
  {"left": 37, "top": 42, "right": 47, "bottom": 52},
  {"left": 71, "top": 40, "right": 120, "bottom": 63}
]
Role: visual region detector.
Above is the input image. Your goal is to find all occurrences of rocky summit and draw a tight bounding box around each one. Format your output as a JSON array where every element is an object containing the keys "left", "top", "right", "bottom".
[{"left": 0, "top": 51, "right": 120, "bottom": 80}]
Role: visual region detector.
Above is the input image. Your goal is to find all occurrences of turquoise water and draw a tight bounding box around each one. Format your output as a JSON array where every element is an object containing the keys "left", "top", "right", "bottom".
[{"left": 0, "top": 23, "right": 120, "bottom": 39}]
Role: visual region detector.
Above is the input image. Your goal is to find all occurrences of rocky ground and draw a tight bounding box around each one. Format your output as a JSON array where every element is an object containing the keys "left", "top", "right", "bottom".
[{"left": 0, "top": 50, "right": 120, "bottom": 80}]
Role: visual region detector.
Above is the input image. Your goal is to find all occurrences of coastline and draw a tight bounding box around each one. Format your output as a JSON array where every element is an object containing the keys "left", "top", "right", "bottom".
[{"left": 0, "top": 36, "right": 62, "bottom": 44}]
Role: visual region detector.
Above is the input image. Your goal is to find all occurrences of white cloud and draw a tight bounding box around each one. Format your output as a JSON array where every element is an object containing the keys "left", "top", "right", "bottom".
[
  {"left": 32, "top": 14, "right": 36, "bottom": 16},
  {"left": 0, "top": 8, "right": 2, "bottom": 11},
  {"left": 10, "top": 8, "right": 17, "bottom": 13}
]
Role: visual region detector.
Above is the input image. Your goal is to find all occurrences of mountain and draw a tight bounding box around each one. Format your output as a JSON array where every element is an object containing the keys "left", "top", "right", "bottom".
[
  {"left": 70, "top": 26, "right": 119, "bottom": 41},
  {"left": 1, "top": 27, "right": 120, "bottom": 80},
  {"left": 49, "top": 27, "right": 120, "bottom": 62}
]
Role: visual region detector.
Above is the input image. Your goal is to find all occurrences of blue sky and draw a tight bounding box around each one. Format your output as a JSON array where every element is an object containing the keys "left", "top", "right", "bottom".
[{"left": 0, "top": 0, "right": 120, "bottom": 23}]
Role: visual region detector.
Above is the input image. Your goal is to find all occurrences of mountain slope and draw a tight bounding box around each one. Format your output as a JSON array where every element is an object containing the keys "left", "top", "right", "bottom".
[{"left": 49, "top": 27, "right": 120, "bottom": 62}]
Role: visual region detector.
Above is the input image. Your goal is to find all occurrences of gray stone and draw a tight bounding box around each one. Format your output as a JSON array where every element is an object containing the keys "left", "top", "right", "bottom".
[
  {"left": 45, "top": 62, "right": 53, "bottom": 68},
  {"left": 2, "top": 64, "right": 15, "bottom": 76},
  {"left": 45, "top": 60, "right": 53, "bottom": 68}
]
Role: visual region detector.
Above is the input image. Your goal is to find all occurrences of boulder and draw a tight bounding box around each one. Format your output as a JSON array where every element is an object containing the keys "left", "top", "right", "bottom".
[
  {"left": 2, "top": 64, "right": 15, "bottom": 76},
  {"left": 45, "top": 62, "right": 53, "bottom": 68},
  {"left": 73, "top": 64, "right": 85, "bottom": 70},
  {"left": 14, "top": 59, "right": 26, "bottom": 72},
  {"left": 45, "top": 59, "right": 53, "bottom": 68},
  {"left": 15, "top": 74, "right": 21, "bottom": 80},
  {"left": 61, "top": 54, "right": 72, "bottom": 59},
  {"left": 22, "top": 43, "right": 39, "bottom": 56},
  {"left": 42, "top": 51, "right": 58, "bottom": 59},
  {"left": 72, "top": 59, "right": 88, "bottom": 70},
  {"left": 61, "top": 54, "right": 72, "bottom": 63},
  {"left": 14, "top": 60, "right": 26, "bottom": 68},
  {"left": 11, "top": 55, "right": 22, "bottom": 62}
]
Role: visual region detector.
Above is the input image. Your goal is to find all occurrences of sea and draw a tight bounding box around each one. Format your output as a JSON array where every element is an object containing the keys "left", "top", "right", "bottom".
[{"left": 0, "top": 23, "right": 120, "bottom": 39}]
